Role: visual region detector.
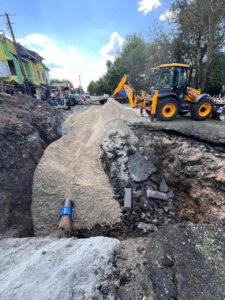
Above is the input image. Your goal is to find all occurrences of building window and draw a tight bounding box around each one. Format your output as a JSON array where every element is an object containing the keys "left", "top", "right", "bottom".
[
  {"left": 7, "top": 60, "right": 16, "bottom": 76},
  {"left": 37, "top": 70, "right": 41, "bottom": 81},
  {"left": 0, "top": 60, "right": 10, "bottom": 77}
]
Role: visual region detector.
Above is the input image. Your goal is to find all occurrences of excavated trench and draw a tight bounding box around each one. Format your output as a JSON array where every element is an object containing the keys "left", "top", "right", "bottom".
[
  {"left": 74, "top": 123, "right": 225, "bottom": 239},
  {"left": 132, "top": 125, "right": 225, "bottom": 222}
]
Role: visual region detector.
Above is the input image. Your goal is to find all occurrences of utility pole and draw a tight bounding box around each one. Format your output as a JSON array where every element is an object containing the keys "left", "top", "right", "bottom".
[{"left": 4, "top": 13, "right": 32, "bottom": 96}]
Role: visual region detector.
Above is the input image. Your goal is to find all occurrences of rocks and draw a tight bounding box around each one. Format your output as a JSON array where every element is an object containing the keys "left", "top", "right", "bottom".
[
  {"left": 134, "top": 126, "right": 225, "bottom": 225},
  {"left": 101, "top": 131, "right": 136, "bottom": 192},
  {"left": 137, "top": 222, "right": 157, "bottom": 233},
  {"left": 146, "top": 189, "right": 168, "bottom": 201},
  {"left": 0, "top": 236, "right": 119, "bottom": 299},
  {"left": 159, "top": 178, "right": 169, "bottom": 193},
  {"left": 0, "top": 94, "right": 62, "bottom": 237},
  {"left": 128, "top": 153, "right": 156, "bottom": 183},
  {"left": 100, "top": 109, "right": 177, "bottom": 235},
  {"left": 167, "top": 190, "right": 174, "bottom": 199},
  {"left": 124, "top": 188, "right": 132, "bottom": 208}
]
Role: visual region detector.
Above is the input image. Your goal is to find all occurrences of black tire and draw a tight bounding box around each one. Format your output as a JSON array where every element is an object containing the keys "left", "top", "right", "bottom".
[
  {"left": 156, "top": 98, "right": 179, "bottom": 121},
  {"left": 99, "top": 99, "right": 107, "bottom": 105},
  {"left": 191, "top": 98, "right": 214, "bottom": 121}
]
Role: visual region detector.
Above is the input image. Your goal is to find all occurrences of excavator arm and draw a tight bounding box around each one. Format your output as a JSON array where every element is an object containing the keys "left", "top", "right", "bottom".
[
  {"left": 113, "top": 74, "right": 137, "bottom": 108},
  {"left": 113, "top": 74, "right": 129, "bottom": 96}
]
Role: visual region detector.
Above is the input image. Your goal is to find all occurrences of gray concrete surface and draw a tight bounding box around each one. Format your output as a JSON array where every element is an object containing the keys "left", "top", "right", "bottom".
[{"left": 0, "top": 236, "right": 120, "bottom": 300}]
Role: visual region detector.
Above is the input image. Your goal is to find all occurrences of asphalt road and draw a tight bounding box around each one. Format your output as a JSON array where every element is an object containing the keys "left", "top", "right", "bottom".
[
  {"left": 71, "top": 101, "right": 225, "bottom": 147},
  {"left": 147, "top": 116, "right": 225, "bottom": 146}
]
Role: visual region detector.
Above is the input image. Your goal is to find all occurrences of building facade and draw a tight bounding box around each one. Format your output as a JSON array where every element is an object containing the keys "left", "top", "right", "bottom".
[{"left": 0, "top": 32, "right": 49, "bottom": 95}]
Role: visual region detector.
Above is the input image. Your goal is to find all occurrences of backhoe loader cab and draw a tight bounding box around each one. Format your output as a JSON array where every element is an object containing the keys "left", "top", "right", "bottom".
[
  {"left": 149, "top": 64, "right": 188, "bottom": 97},
  {"left": 147, "top": 63, "right": 214, "bottom": 121}
]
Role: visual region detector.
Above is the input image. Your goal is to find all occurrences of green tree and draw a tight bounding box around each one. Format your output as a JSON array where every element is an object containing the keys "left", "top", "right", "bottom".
[
  {"left": 171, "top": 0, "right": 225, "bottom": 89},
  {"left": 205, "top": 52, "right": 225, "bottom": 95}
]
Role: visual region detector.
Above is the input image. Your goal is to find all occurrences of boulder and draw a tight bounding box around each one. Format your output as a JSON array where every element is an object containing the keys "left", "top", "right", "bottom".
[{"left": 137, "top": 222, "right": 157, "bottom": 233}]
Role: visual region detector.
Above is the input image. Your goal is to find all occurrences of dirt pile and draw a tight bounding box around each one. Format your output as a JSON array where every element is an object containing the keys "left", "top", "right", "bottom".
[
  {"left": 0, "top": 94, "right": 62, "bottom": 237},
  {"left": 32, "top": 99, "right": 141, "bottom": 236}
]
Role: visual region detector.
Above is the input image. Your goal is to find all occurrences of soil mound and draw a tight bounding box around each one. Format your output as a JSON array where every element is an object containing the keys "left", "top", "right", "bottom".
[{"left": 32, "top": 99, "right": 140, "bottom": 235}]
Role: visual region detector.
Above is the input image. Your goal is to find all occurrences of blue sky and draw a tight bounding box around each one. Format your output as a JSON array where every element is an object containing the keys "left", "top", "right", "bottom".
[{"left": 1, "top": 0, "right": 171, "bottom": 88}]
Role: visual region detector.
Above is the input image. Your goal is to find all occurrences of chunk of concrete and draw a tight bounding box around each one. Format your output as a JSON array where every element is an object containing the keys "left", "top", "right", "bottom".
[
  {"left": 124, "top": 188, "right": 132, "bottom": 208},
  {"left": 159, "top": 178, "right": 169, "bottom": 193},
  {"left": 128, "top": 153, "right": 156, "bottom": 183},
  {"left": 146, "top": 189, "right": 168, "bottom": 201},
  {"left": 168, "top": 190, "right": 174, "bottom": 199},
  {"left": 138, "top": 222, "right": 157, "bottom": 233},
  {"left": 0, "top": 236, "right": 119, "bottom": 300}
]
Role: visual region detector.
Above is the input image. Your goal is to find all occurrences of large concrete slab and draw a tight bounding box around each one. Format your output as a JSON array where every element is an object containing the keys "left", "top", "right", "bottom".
[{"left": 0, "top": 236, "right": 119, "bottom": 300}]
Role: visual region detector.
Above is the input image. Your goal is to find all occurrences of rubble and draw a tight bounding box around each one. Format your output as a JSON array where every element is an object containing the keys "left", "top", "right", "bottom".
[
  {"left": 134, "top": 125, "right": 225, "bottom": 224},
  {"left": 124, "top": 187, "right": 132, "bottom": 208},
  {"left": 146, "top": 189, "right": 169, "bottom": 200},
  {"left": 128, "top": 153, "right": 156, "bottom": 182},
  {"left": 159, "top": 178, "right": 169, "bottom": 193}
]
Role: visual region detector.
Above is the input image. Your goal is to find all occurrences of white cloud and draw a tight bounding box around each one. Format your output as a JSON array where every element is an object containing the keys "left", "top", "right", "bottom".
[
  {"left": 137, "top": 0, "right": 161, "bottom": 15},
  {"left": 17, "top": 32, "right": 124, "bottom": 90},
  {"left": 159, "top": 10, "right": 175, "bottom": 21},
  {"left": 100, "top": 32, "right": 125, "bottom": 60}
]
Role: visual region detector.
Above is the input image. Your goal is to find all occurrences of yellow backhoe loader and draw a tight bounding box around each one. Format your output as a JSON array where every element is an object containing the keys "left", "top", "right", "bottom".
[{"left": 113, "top": 63, "right": 216, "bottom": 121}]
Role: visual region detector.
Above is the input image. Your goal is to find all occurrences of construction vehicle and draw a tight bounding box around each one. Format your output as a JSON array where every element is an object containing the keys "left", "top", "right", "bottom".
[
  {"left": 113, "top": 63, "right": 221, "bottom": 121},
  {"left": 113, "top": 74, "right": 144, "bottom": 109}
]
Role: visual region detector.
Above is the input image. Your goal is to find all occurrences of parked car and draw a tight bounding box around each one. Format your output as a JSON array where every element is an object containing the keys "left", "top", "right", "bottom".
[{"left": 66, "top": 94, "right": 83, "bottom": 105}]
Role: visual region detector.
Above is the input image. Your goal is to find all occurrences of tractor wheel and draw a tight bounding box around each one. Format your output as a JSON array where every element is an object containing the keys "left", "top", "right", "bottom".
[
  {"left": 156, "top": 98, "right": 179, "bottom": 121},
  {"left": 191, "top": 98, "right": 214, "bottom": 121}
]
